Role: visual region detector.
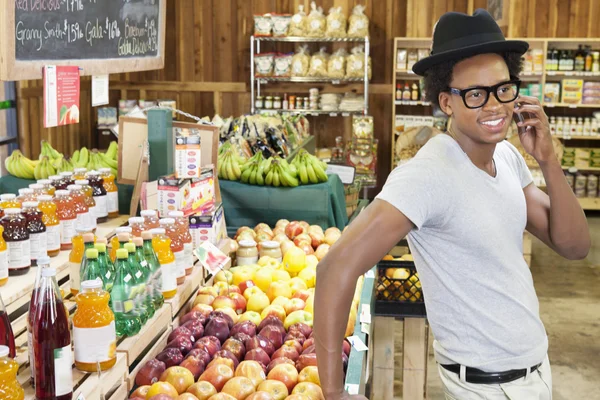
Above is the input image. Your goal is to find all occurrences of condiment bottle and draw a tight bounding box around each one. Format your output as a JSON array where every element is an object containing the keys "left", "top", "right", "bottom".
[
  {"left": 402, "top": 83, "right": 411, "bottom": 100},
  {"left": 0, "top": 345, "right": 23, "bottom": 400},
  {"left": 150, "top": 228, "right": 177, "bottom": 299},
  {"left": 22, "top": 202, "right": 47, "bottom": 267},
  {"left": 75, "top": 180, "right": 97, "bottom": 232},
  {"left": 0, "top": 294, "right": 15, "bottom": 358},
  {"left": 110, "top": 227, "right": 132, "bottom": 263},
  {"left": 129, "top": 217, "right": 145, "bottom": 238},
  {"left": 94, "top": 242, "right": 115, "bottom": 292},
  {"left": 36, "top": 179, "right": 55, "bottom": 196},
  {"left": 100, "top": 168, "right": 119, "bottom": 219},
  {"left": 112, "top": 248, "right": 142, "bottom": 337},
  {"left": 37, "top": 195, "right": 61, "bottom": 257},
  {"left": 142, "top": 230, "right": 164, "bottom": 309},
  {"left": 28, "top": 183, "right": 46, "bottom": 198},
  {"left": 237, "top": 240, "right": 258, "bottom": 266},
  {"left": 0, "top": 195, "right": 19, "bottom": 210},
  {"left": 17, "top": 188, "right": 35, "bottom": 205},
  {"left": 59, "top": 171, "right": 74, "bottom": 187},
  {"left": 32, "top": 266, "right": 72, "bottom": 400},
  {"left": 73, "top": 168, "right": 87, "bottom": 181},
  {"left": 54, "top": 190, "right": 77, "bottom": 250},
  {"left": 87, "top": 171, "right": 108, "bottom": 223},
  {"left": 124, "top": 242, "right": 151, "bottom": 324},
  {"left": 70, "top": 232, "right": 96, "bottom": 296},
  {"left": 73, "top": 279, "right": 117, "bottom": 372},
  {"left": 0, "top": 227, "right": 6, "bottom": 286},
  {"left": 161, "top": 218, "right": 185, "bottom": 285},
  {"left": 1, "top": 209, "right": 30, "bottom": 276},
  {"left": 411, "top": 83, "right": 419, "bottom": 101},
  {"left": 169, "top": 211, "right": 194, "bottom": 276},
  {"left": 49, "top": 175, "right": 64, "bottom": 190},
  {"left": 141, "top": 209, "right": 160, "bottom": 230},
  {"left": 396, "top": 83, "right": 402, "bottom": 100},
  {"left": 68, "top": 185, "right": 91, "bottom": 232}
]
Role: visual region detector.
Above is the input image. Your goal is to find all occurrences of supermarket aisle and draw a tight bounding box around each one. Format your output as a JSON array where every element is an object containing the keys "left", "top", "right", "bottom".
[{"left": 394, "top": 215, "right": 600, "bottom": 399}]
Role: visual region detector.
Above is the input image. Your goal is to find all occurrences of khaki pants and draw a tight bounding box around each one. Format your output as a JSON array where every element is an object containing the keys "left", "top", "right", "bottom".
[{"left": 438, "top": 356, "right": 552, "bottom": 399}]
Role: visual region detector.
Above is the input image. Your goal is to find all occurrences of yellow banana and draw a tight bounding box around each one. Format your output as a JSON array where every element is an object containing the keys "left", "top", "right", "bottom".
[
  {"left": 232, "top": 158, "right": 242, "bottom": 180},
  {"left": 299, "top": 163, "right": 309, "bottom": 185},
  {"left": 265, "top": 169, "right": 274, "bottom": 186},
  {"left": 18, "top": 156, "right": 35, "bottom": 179},
  {"left": 306, "top": 163, "right": 318, "bottom": 184},
  {"left": 311, "top": 158, "right": 329, "bottom": 182},
  {"left": 226, "top": 156, "right": 236, "bottom": 181},
  {"left": 4, "top": 155, "right": 15, "bottom": 176}
]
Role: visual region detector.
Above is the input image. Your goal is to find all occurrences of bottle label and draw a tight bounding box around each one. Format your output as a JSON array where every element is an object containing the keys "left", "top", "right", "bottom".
[
  {"left": 0, "top": 250, "right": 7, "bottom": 280},
  {"left": 60, "top": 219, "right": 76, "bottom": 245},
  {"left": 46, "top": 224, "right": 61, "bottom": 251},
  {"left": 73, "top": 322, "right": 117, "bottom": 364},
  {"left": 161, "top": 261, "right": 177, "bottom": 292},
  {"left": 184, "top": 242, "right": 194, "bottom": 269},
  {"left": 174, "top": 250, "right": 186, "bottom": 278},
  {"left": 28, "top": 330, "right": 35, "bottom": 382},
  {"left": 89, "top": 206, "right": 98, "bottom": 229},
  {"left": 237, "top": 255, "right": 258, "bottom": 266},
  {"left": 30, "top": 232, "right": 47, "bottom": 260},
  {"left": 70, "top": 261, "right": 81, "bottom": 292},
  {"left": 112, "top": 298, "right": 135, "bottom": 313},
  {"left": 107, "top": 191, "right": 119, "bottom": 213},
  {"left": 53, "top": 345, "right": 73, "bottom": 396},
  {"left": 7, "top": 240, "right": 31, "bottom": 269},
  {"left": 76, "top": 212, "right": 92, "bottom": 232},
  {"left": 94, "top": 195, "right": 108, "bottom": 218}
]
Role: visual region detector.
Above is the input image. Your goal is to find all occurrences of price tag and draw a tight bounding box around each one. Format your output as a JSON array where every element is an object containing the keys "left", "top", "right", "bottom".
[
  {"left": 569, "top": 104, "right": 577, "bottom": 109},
  {"left": 347, "top": 335, "right": 368, "bottom": 352},
  {"left": 311, "top": 112, "right": 318, "bottom": 116},
  {"left": 332, "top": 80, "right": 341, "bottom": 85},
  {"left": 409, "top": 101, "right": 417, "bottom": 105},
  {"left": 546, "top": 103, "right": 555, "bottom": 108},
  {"left": 547, "top": 71, "right": 556, "bottom": 75},
  {"left": 345, "top": 384, "right": 360, "bottom": 395},
  {"left": 325, "top": 164, "right": 356, "bottom": 184},
  {"left": 91, "top": 75, "right": 109, "bottom": 106},
  {"left": 361, "top": 323, "right": 370, "bottom": 334},
  {"left": 360, "top": 304, "right": 371, "bottom": 324},
  {"left": 342, "top": 112, "right": 350, "bottom": 117},
  {"left": 364, "top": 269, "right": 375, "bottom": 279},
  {"left": 329, "top": 113, "right": 338, "bottom": 117},
  {"left": 195, "top": 242, "right": 230, "bottom": 275}
]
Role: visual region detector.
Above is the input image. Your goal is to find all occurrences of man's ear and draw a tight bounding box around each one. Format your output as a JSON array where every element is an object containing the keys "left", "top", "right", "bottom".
[{"left": 439, "top": 92, "right": 452, "bottom": 116}]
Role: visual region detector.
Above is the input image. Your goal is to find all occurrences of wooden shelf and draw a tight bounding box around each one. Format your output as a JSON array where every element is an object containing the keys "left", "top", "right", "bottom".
[
  {"left": 394, "top": 100, "right": 431, "bottom": 106},
  {"left": 578, "top": 197, "right": 600, "bottom": 210},
  {"left": 562, "top": 166, "right": 600, "bottom": 171},
  {"left": 256, "top": 76, "right": 365, "bottom": 84},
  {"left": 256, "top": 109, "right": 365, "bottom": 116},
  {"left": 254, "top": 36, "right": 367, "bottom": 43},
  {"left": 545, "top": 103, "right": 600, "bottom": 108},
  {"left": 546, "top": 71, "right": 600, "bottom": 78},
  {"left": 555, "top": 135, "right": 600, "bottom": 140}
]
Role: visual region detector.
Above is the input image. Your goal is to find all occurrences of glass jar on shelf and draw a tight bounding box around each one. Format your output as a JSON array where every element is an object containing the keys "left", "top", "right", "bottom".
[
  {"left": 255, "top": 96, "right": 264, "bottom": 109},
  {"left": 265, "top": 96, "right": 274, "bottom": 109},
  {"left": 273, "top": 96, "right": 282, "bottom": 109}
]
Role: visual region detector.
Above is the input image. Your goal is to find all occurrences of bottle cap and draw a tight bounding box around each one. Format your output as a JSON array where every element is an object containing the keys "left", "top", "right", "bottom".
[
  {"left": 124, "top": 242, "right": 136, "bottom": 252},
  {"left": 116, "top": 248, "right": 128, "bottom": 259},
  {"left": 19, "top": 188, "right": 33, "bottom": 195},
  {"left": 99, "top": 168, "right": 111, "bottom": 173},
  {"left": 22, "top": 201, "right": 39, "bottom": 208},
  {"left": 141, "top": 231, "right": 152, "bottom": 240},
  {"left": 37, "top": 179, "right": 51, "bottom": 185},
  {"left": 116, "top": 227, "right": 132, "bottom": 234},
  {"left": 75, "top": 180, "right": 89, "bottom": 185},
  {"left": 141, "top": 210, "right": 157, "bottom": 217},
  {"left": 238, "top": 240, "right": 257, "bottom": 247},
  {"left": 129, "top": 217, "right": 144, "bottom": 225},
  {"left": 0, "top": 194, "right": 16, "bottom": 200},
  {"left": 49, "top": 175, "right": 61, "bottom": 181},
  {"left": 60, "top": 172, "right": 73, "bottom": 177},
  {"left": 168, "top": 211, "right": 184, "bottom": 218},
  {"left": 81, "top": 279, "right": 103, "bottom": 290},
  {"left": 87, "top": 171, "right": 99, "bottom": 176},
  {"left": 37, "top": 255, "right": 51, "bottom": 266},
  {"left": 67, "top": 185, "right": 82, "bottom": 191},
  {"left": 74, "top": 168, "right": 87, "bottom": 173},
  {"left": 94, "top": 243, "right": 107, "bottom": 252},
  {"left": 0, "top": 346, "right": 9, "bottom": 358},
  {"left": 29, "top": 184, "right": 43, "bottom": 190},
  {"left": 159, "top": 218, "right": 175, "bottom": 225},
  {"left": 82, "top": 233, "right": 95, "bottom": 243},
  {"left": 261, "top": 240, "right": 279, "bottom": 249},
  {"left": 54, "top": 190, "right": 69, "bottom": 196},
  {"left": 149, "top": 228, "right": 165, "bottom": 235},
  {"left": 37, "top": 195, "right": 53, "bottom": 201},
  {"left": 96, "top": 237, "right": 107, "bottom": 245},
  {"left": 117, "top": 232, "right": 131, "bottom": 242},
  {"left": 85, "top": 248, "right": 99, "bottom": 258},
  {"left": 3, "top": 208, "right": 21, "bottom": 215},
  {"left": 133, "top": 237, "right": 143, "bottom": 246},
  {"left": 42, "top": 267, "right": 57, "bottom": 277}
]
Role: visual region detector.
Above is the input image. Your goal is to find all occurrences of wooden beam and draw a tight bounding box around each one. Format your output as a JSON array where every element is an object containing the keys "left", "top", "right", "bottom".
[
  {"left": 403, "top": 318, "right": 428, "bottom": 400},
  {"left": 109, "top": 81, "right": 247, "bottom": 93}
]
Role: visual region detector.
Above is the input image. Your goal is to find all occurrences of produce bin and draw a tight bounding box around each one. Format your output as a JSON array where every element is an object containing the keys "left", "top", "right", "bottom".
[{"left": 374, "top": 260, "right": 426, "bottom": 318}]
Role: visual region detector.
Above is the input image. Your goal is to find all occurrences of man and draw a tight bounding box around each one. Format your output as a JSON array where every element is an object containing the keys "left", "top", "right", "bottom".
[{"left": 314, "top": 9, "right": 590, "bottom": 400}]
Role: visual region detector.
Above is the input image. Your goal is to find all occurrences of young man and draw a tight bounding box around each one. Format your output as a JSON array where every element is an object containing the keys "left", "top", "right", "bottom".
[{"left": 314, "top": 9, "right": 590, "bottom": 400}]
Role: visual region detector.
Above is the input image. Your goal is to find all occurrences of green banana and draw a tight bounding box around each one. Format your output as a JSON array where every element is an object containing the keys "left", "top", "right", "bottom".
[
  {"left": 311, "top": 158, "right": 329, "bottom": 182},
  {"left": 306, "top": 163, "right": 318, "bottom": 184},
  {"left": 79, "top": 147, "right": 89, "bottom": 167},
  {"left": 106, "top": 141, "right": 118, "bottom": 160},
  {"left": 226, "top": 155, "right": 236, "bottom": 181},
  {"left": 256, "top": 167, "right": 265, "bottom": 185},
  {"left": 232, "top": 158, "right": 242, "bottom": 180},
  {"left": 265, "top": 169, "right": 274, "bottom": 186},
  {"left": 46, "top": 159, "right": 56, "bottom": 177},
  {"left": 241, "top": 166, "right": 252, "bottom": 183},
  {"left": 71, "top": 149, "right": 80, "bottom": 164},
  {"left": 98, "top": 152, "right": 118, "bottom": 169},
  {"left": 281, "top": 167, "right": 299, "bottom": 187},
  {"left": 272, "top": 168, "right": 281, "bottom": 187},
  {"left": 298, "top": 163, "right": 309, "bottom": 185},
  {"left": 289, "top": 164, "right": 298, "bottom": 178},
  {"left": 249, "top": 166, "right": 257, "bottom": 185}
]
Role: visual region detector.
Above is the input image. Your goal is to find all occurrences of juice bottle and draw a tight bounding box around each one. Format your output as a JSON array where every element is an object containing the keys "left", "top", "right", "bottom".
[
  {"left": 17, "top": 188, "right": 35, "bottom": 205},
  {"left": 49, "top": 175, "right": 65, "bottom": 191},
  {"left": 32, "top": 266, "right": 72, "bottom": 400},
  {"left": 111, "top": 249, "right": 142, "bottom": 337},
  {"left": 1, "top": 209, "right": 30, "bottom": 276},
  {"left": 124, "top": 243, "right": 151, "bottom": 324},
  {"left": 0, "top": 345, "right": 24, "bottom": 400},
  {"left": 109, "top": 227, "right": 131, "bottom": 263},
  {"left": 169, "top": 211, "right": 194, "bottom": 276},
  {"left": 22, "top": 202, "right": 47, "bottom": 267},
  {"left": 37, "top": 179, "right": 55, "bottom": 196},
  {"left": 94, "top": 242, "right": 115, "bottom": 292},
  {"left": 0, "top": 195, "right": 19, "bottom": 210},
  {"left": 161, "top": 218, "right": 185, "bottom": 285},
  {"left": 54, "top": 190, "right": 77, "bottom": 250},
  {"left": 69, "top": 230, "right": 95, "bottom": 296},
  {"left": 100, "top": 168, "right": 119, "bottom": 219},
  {"left": 73, "top": 168, "right": 87, "bottom": 181},
  {"left": 0, "top": 227, "right": 7, "bottom": 286},
  {"left": 73, "top": 233, "right": 96, "bottom": 296},
  {"left": 27, "top": 255, "right": 50, "bottom": 386},
  {"left": 59, "top": 171, "right": 74, "bottom": 187},
  {"left": 142, "top": 231, "right": 164, "bottom": 310},
  {"left": 151, "top": 228, "right": 177, "bottom": 299},
  {"left": 73, "top": 279, "right": 117, "bottom": 372},
  {"left": 75, "top": 180, "right": 97, "bottom": 232},
  {"left": 141, "top": 209, "right": 160, "bottom": 230},
  {"left": 128, "top": 217, "right": 145, "bottom": 237},
  {"left": 87, "top": 171, "right": 108, "bottom": 223},
  {"left": 29, "top": 184, "right": 46, "bottom": 198},
  {"left": 37, "top": 195, "right": 61, "bottom": 257},
  {"left": 67, "top": 185, "right": 91, "bottom": 232},
  {"left": 0, "top": 294, "right": 15, "bottom": 358}
]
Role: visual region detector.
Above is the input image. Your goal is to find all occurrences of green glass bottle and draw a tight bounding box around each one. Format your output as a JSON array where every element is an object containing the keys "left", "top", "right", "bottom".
[
  {"left": 142, "top": 231, "right": 164, "bottom": 310},
  {"left": 81, "top": 249, "right": 103, "bottom": 282},
  {"left": 133, "top": 237, "right": 157, "bottom": 319},
  {"left": 78, "top": 232, "right": 96, "bottom": 287},
  {"left": 124, "top": 243, "right": 151, "bottom": 324},
  {"left": 111, "top": 248, "right": 142, "bottom": 337},
  {"left": 95, "top": 243, "right": 115, "bottom": 292}
]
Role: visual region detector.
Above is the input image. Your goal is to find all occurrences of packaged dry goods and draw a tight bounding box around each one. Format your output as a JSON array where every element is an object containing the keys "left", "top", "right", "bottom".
[
  {"left": 255, "top": 53, "right": 275, "bottom": 76},
  {"left": 272, "top": 14, "right": 292, "bottom": 37},
  {"left": 326, "top": 6, "right": 347, "bottom": 37},
  {"left": 307, "top": 1, "right": 326, "bottom": 37},
  {"left": 291, "top": 45, "right": 310, "bottom": 77},
  {"left": 254, "top": 14, "right": 272, "bottom": 37},
  {"left": 328, "top": 48, "right": 347, "bottom": 78},
  {"left": 353, "top": 115, "right": 374, "bottom": 139},
  {"left": 347, "top": 5, "right": 369, "bottom": 37},
  {"left": 289, "top": 4, "right": 307, "bottom": 36},
  {"left": 274, "top": 53, "right": 294, "bottom": 77},
  {"left": 346, "top": 45, "right": 372, "bottom": 79},
  {"left": 308, "top": 47, "right": 329, "bottom": 77}
]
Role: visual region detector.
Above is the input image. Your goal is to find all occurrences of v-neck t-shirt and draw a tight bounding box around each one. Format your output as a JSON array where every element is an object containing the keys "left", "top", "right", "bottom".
[{"left": 376, "top": 134, "right": 547, "bottom": 372}]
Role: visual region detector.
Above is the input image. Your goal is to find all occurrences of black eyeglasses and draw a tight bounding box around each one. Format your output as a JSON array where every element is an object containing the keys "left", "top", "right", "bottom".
[{"left": 448, "top": 79, "right": 521, "bottom": 109}]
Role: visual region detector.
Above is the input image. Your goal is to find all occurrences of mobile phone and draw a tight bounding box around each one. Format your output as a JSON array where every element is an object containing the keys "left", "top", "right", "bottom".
[{"left": 513, "top": 103, "right": 532, "bottom": 134}]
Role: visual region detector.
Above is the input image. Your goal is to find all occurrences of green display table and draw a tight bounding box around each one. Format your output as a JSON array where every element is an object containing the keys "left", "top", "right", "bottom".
[
  {"left": 0, "top": 175, "right": 134, "bottom": 215},
  {"left": 219, "top": 174, "right": 348, "bottom": 235}
]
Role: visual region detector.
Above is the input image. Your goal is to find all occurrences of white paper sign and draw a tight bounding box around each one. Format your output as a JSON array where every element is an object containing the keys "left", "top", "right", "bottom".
[
  {"left": 43, "top": 65, "right": 58, "bottom": 127},
  {"left": 347, "top": 335, "right": 368, "bottom": 352},
  {"left": 92, "top": 75, "right": 109, "bottom": 106},
  {"left": 326, "top": 164, "right": 356, "bottom": 184},
  {"left": 345, "top": 384, "right": 359, "bottom": 395},
  {"left": 360, "top": 304, "right": 371, "bottom": 324}
]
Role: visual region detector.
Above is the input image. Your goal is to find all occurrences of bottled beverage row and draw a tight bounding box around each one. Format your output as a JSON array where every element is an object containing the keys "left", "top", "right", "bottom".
[
  {"left": 549, "top": 116, "right": 600, "bottom": 137},
  {"left": 546, "top": 45, "right": 600, "bottom": 73}
]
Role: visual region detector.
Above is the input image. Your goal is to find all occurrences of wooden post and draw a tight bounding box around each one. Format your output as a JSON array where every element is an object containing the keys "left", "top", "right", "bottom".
[
  {"left": 371, "top": 316, "right": 395, "bottom": 400},
  {"left": 403, "top": 317, "right": 428, "bottom": 400}
]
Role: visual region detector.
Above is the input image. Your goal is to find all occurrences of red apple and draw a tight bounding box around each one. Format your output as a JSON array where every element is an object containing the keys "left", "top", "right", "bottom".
[
  {"left": 185, "top": 349, "right": 211, "bottom": 366},
  {"left": 296, "top": 354, "right": 318, "bottom": 371},
  {"left": 214, "top": 349, "right": 240, "bottom": 370},
  {"left": 209, "top": 311, "right": 235, "bottom": 329},
  {"left": 179, "top": 355, "right": 206, "bottom": 381},
  {"left": 182, "top": 319, "right": 204, "bottom": 340},
  {"left": 231, "top": 320, "right": 257, "bottom": 338},
  {"left": 156, "top": 348, "right": 183, "bottom": 368},
  {"left": 222, "top": 338, "right": 246, "bottom": 361},
  {"left": 192, "top": 304, "right": 214, "bottom": 318},
  {"left": 342, "top": 352, "right": 349, "bottom": 373},
  {"left": 221, "top": 376, "right": 256, "bottom": 399},
  {"left": 290, "top": 323, "right": 312, "bottom": 339},
  {"left": 160, "top": 366, "right": 195, "bottom": 395},
  {"left": 232, "top": 333, "right": 252, "bottom": 345},
  {"left": 302, "top": 345, "right": 315, "bottom": 355},
  {"left": 302, "top": 338, "right": 315, "bottom": 351},
  {"left": 207, "top": 356, "right": 235, "bottom": 372},
  {"left": 272, "top": 345, "right": 300, "bottom": 362},
  {"left": 166, "top": 336, "right": 193, "bottom": 356},
  {"left": 292, "top": 290, "right": 311, "bottom": 303},
  {"left": 135, "top": 359, "right": 166, "bottom": 386},
  {"left": 293, "top": 234, "right": 312, "bottom": 247},
  {"left": 198, "top": 286, "right": 219, "bottom": 298},
  {"left": 239, "top": 280, "right": 256, "bottom": 296},
  {"left": 267, "top": 357, "right": 295, "bottom": 374},
  {"left": 180, "top": 310, "right": 207, "bottom": 326},
  {"left": 235, "top": 360, "right": 267, "bottom": 388},
  {"left": 257, "top": 380, "right": 289, "bottom": 400},
  {"left": 342, "top": 340, "right": 351, "bottom": 357},
  {"left": 213, "top": 295, "right": 237, "bottom": 311},
  {"left": 267, "top": 363, "right": 298, "bottom": 393},
  {"left": 284, "top": 332, "right": 306, "bottom": 345},
  {"left": 169, "top": 326, "right": 195, "bottom": 344},
  {"left": 130, "top": 385, "right": 151, "bottom": 399},
  {"left": 199, "top": 364, "right": 234, "bottom": 392},
  {"left": 194, "top": 293, "right": 216, "bottom": 307},
  {"left": 228, "top": 292, "right": 247, "bottom": 314},
  {"left": 245, "top": 347, "right": 271, "bottom": 368},
  {"left": 285, "top": 221, "right": 306, "bottom": 240},
  {"left": 297, "top": 242, "right": 314, "bottom": 256},
  {"left": 284, "top": 340, "right": 303, "bottom": 355},
  {"left": 258, "top": 316, "right": 284, "bottom": 332},
  {"left": 308, "top": 232, "right": 324, "bottom": 250},
  {"left": 284, "top": 299, "right": 305, "bottom": 315},
  {"left": 298, "top": 221, "right": 310, "bottom": 231},
  {"left": 194, "top": 336, "right": 221, "bottom": 358},
  {"left": 259, "top": 325, "right": 285, "bottom": 350}
]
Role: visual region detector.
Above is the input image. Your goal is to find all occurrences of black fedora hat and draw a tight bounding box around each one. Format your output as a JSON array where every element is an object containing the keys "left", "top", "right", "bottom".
[{"left": 412, "top": 9, "right": 528, "bottom": 76}]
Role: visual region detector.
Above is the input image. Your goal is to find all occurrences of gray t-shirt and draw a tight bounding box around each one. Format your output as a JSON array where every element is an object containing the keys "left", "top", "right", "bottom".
[{"left": 377, "top": 134, "right": 548, "bottom": 372}]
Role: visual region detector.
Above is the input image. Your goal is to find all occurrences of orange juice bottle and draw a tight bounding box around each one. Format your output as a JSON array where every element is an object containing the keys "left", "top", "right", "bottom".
[
  {"left": 37, "top": 195, "right": 61, "bottom": 257},
  {"left": 16, "top": 189, "right": 35, "bottom": 205},
  {"left": 109, "top": 227, "right": 132, "bottom": 263},
  {"left": 54, "top": 190, "right": 77, "bottom": 250},
  {"left": 128, "top": 217, "right": 145, "bottom": 238},
  {"left": 37, "top": 180, "right": 56, "bottom": 196},
  {"left": 0, "top": 345, "right": 24, "bottom": 400},
  {"left": 70, "top": 230, "right": 95, "bottom": 296},
  {"left": 160, "top": 218, "right": 185, "bottom": 285},
  {"left": 28, "top": 184, "right": 46, "bottom": 198},
  {"left": 150, "top": 228, "right": 177, "bottom": 299},
  {"left": 67, "top": 185, "right": 91, "bottom": 232},
  {"left": 100, "top": 169, "right": 119, "bottom": 219},
  {"left": 141, "top": 210, "right": 160, "bottom": 230},
  {"left": 0, "top": 195, "right": 19, "bottom": 210},
  {"left": 0, "top": 227, "right": 7, "bottom": 287},
  {"left": 169, "top": 211, "right": 194, "bottom": 276},
  {"left": 75, "top": 180, "right": 97, "bottom": 232},
  {"left": 73, "top": 279, "right": 117, "bottom": 372},
  {"left": 73, "top": 168, "right": 87, "bottom": 181}
]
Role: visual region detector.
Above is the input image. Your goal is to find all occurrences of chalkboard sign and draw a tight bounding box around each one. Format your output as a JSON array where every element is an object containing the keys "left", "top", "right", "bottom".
[{"left": 1, "top": 0, "right": 166, "bottom": 80}]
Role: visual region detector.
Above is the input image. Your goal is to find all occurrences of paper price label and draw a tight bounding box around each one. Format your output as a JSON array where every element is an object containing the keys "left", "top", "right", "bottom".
[{"left": 347, "top": 335, "right": 368, "bottom": 352}]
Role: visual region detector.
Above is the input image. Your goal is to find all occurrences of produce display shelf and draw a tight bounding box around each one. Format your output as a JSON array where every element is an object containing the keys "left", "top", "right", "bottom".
[
  {"left": 255, "top": 109, "right": 365, "bottom": 116},
  {"left": 544, "top": 103, "right": 600, "bottom": 108},
  {"left": 578, "top": 197, "right": 600, "bottom": 210},
  {"left": 554, "top": 135, "right": 600, "bottom": 140},
  {"left": 256, "top": 76, "right": 365, "bottom": 84},
  {"left": 394, "top": 100, "right": 431, "bottom": 106},
  {"left": 546, "top": 71, "right": 600, "bottom": 78},
  {"left": 286, "top": 135, "right": 316, "bottom": 162},
  {"left": 562, "top": 165, "right": 600, "bottom": 171},
  {"left": 255, "top": 36, "right": 367, "bottom": 43},
  {"left": 164, "top": 266, "right": 204, "bottom": 318}
]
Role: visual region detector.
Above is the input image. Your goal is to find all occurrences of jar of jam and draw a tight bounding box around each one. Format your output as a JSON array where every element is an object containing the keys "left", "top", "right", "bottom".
[
  {"left": 60, "top": 172, "right": 75, "bottom": 187},
  {"left": 54, "top": 190, "right": 77, "bottom": 250},
  {"left": 49, "top": 175, "right": 65, "bottom": 190},
  {"left": 86, "top": 172, "right": 108, "bottom": 224},
  {"left": 273, "top": 96, "right": 282, "bottom": 109},
  {"left": 1, "top": 208, "right": 31, "bottom": 276},
  {"left": 22, "top": 202, "right": 47, "bottom": 266},
  {"left": 236, "top": 240, "right": 258, "bottom": 266},
  {"left": 255, "top": 96, "right": 264, "bottom": 109},
  {"left": 259, "top": 240, "right": 282, "bottom": 262},
  {"left": 17, "top": 189, "right": 35, "bottom": 205},
  {"left": 0, "top": 195, "right": 19, "bottom": 210},
  {"left": 29, "top": 184, "right": 46, "bottom": 199}
]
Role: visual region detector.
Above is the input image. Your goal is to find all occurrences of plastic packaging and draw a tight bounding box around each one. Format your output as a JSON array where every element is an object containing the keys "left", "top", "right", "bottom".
[
  {"left": 133, "top": 237, "right": 157, "bottom": 317},
  {"left": 328, "top": 48, "right": 347, "bottom": 78},
  {"left": 291, "top": 45, "right": 311, "bottom": 77},
  {"left": 1, "top": 209, "right": 30, "bottom": 276},
  {"left": 326, "top": 6, "right": 347, "bottom": 37},
  {"left": 272, "top": 14, "right": 292, "bottom": 37},
  {"left": 94, "top": 242, "right": 115, "bottom": 291},
  {"left": 0, "top": 345, "right": 24, "bottom": 400},
  {"left": 0, "top": 295, "right": 15, "bottom": 358},
  {"left": 288, "top": 5, "right": 307, "bottom": 36},
  {"left": 151, "top": 228, "right": 177, "bottom": 299},
  {"left": 346, "top": 45, "right": 372, "bottom": 79},
  {"left": 307, "top": 2, "right": 326, "bottom": 37},
  {"left": 255, "top": 53, "right": 275, "bottom": 77},
  {"left": 308, "top": 47, "right": 329, "bottom": 77},
  {"left": 347, "top": 5, "right": 369, "bottom": 37},
  {"left": 274, "top": 53, "right": 294, "bottom": 77},
  {"left": 254, "top": 14, "right": 273, "bottom": 37},
  {"left": 141, "top": 210, "right": 160, "bottom": 230},
  {"left": 111, "top": 249, "right": 142, "bottom": 337}
]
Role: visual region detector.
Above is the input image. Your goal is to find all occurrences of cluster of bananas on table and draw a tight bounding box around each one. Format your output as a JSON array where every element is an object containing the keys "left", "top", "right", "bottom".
[
  {"left": 291, "top": 149, "right": 329, "bottom": 185},
  {"left": 4, "top": 150, "right": 40, "bottom": 180},
  {"left": 240, "top": 152, "right": 299, "bottom": 187},
  {"left": 72, "top": 141, "right": 118, "bottom": 177}
]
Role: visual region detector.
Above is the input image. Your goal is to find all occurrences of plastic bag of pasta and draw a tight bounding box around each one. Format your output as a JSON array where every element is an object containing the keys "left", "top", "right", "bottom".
[
  {"left": 326, "top": 6, "right": 347, "bottom": 37},
  {"left": 291, "top": 45, "right": 310, "bottom": 77},
  {"left": 346, "top": 45, "right": 372, "bottom": 79},
  {"left": 347, "top": 5, "right": 369, "bottom": 37},
  {"left": 306, "top": 2, "right": 326, "bottom": 37},
  {"left": 328, "top": 48, "right": 347, "bottom": 78},
  {"left": 308, "top": 47, "right": 329, "bottom": 77},
  {"left": 288, "top": 5, "right": 307, "bottom": 36}
]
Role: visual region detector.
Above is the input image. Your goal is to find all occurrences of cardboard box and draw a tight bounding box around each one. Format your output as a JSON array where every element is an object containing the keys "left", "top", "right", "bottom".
[
  {"left": 157, "top": 168, "right": 215, "bottom": 217},
  {"left": 561, "top": 79, "right": 583, "bottom": 103},
  {"left": 189, "top": 203, "right": 226, "bottom": 249},
  {"left": 175, "top": 127, "right": 202, "bottom": 179}
]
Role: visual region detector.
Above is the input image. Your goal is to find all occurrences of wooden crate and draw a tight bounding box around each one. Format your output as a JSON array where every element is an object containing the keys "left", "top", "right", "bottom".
[
  {"left": 125, "top": 327, "right": 173, "bottom": 391},
  {"left": 165, "top": 266, "right": 204, "bottom": 318}
]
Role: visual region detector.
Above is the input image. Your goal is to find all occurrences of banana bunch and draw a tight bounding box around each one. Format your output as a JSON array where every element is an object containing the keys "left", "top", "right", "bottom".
[
  {"left": 240, "top": 152, "right": 267, "bottom": 185},
  {"left": 264, "top": 157, "right": 299, "bottom": 187},
  {"left": 33, "top": 156, "right": 57, "bottom": 180},
  {"left": 217, "top": 148, "right": 246, "bottom": 181},
  {"left": 292, "top": 149, "right": 329, "bottom": 185},
  {"left": 52, "top": 157, "right": 74, "bottom": 174},
  {"left": 71, "top": 141, "right": 118, "bottom": 176},
  {"left": 5, "top": 150, "right": 39, "bottom": 180},
  {"left": 39, "top": 140, "right": 63, "bottom": 161},
  {"left": 71, "top": 147, "right": 89, "bottom": 168}
]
